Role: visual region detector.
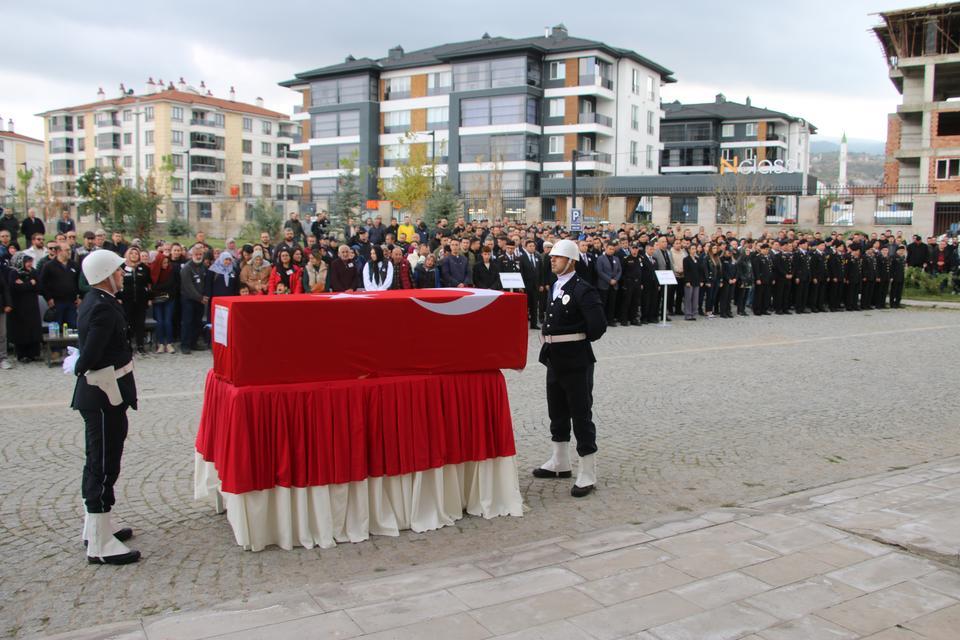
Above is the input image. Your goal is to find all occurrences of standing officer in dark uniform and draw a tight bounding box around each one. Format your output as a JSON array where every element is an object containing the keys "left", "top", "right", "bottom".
[
  {"left": 753, "top": 244, "right": 773, "bottom": 316},
  {"left": 771, "top": 242, "right": 788, "bottom": 314},
  {"left": 618, "top": 243, "right": 643, "bottom": 326},
  {"left": 845, "top": 244, "right": 862, "bottom": 311},
  {"left": 533, "top": 239, "right": 607, "bottom": 498},
  {"left": 792, "top": 239, "right": 812, "bottom": 313},
  {"left": 890, "top": 245, "right": 906, "bottom": 308},
  {"left": 71, "top": 250, "right": 141, "bottom": 565},
  {"left": 875, "top": 245, "right": 892, "bottom": 309},
  {"left": 519, "top": 239, "right": 542, "bottom": 329},
  {"left": 828, "top": 242, "right": 845, "bottom": 311},
  {"left": 861, "top": 246, "right": 877, "bottom": 310},
  {"left": 810, "top": 241, "right": 827, "bottom": 312}
]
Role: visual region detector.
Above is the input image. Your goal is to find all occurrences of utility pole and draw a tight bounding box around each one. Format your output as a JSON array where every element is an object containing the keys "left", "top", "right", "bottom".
[
  {"left": 571, "top": 149, "right": 578, "bottom": 219},
  {"left": 428, "top": 130, "right": 436, "bottom": 188},
  {"left": 185, "top": 148, "right": 191, "bottom": 225},
  {"left": 134, "top": 98, "right": 142, "bottom": 187}
]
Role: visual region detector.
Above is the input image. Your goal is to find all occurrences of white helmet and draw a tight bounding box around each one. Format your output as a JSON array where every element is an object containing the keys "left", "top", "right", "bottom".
[
  {"left": 549, "top": 239, "right": 579, "bottom": 261},
  {"left": 82, "top": 249, "right": 125, "bottom": 285}
]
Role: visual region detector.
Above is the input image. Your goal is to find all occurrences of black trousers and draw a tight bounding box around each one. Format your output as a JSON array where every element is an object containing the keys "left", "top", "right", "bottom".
[
  {"left": 772, "top": 279, "right": 785, "bottom": 312},
  {"left": 600, "top": 287, "right": 618, "bottom": 322},
  {"left": 846, "top": 282, "right": 861, "bottom": 310},
  {"left": 794, "top": 279, "right": 809, "bottom": 312},
  {"left": 81, "top": 406, "right": 129, "bottom": 514},
  {"left": 717, "top": 283, "right": 733, "bottom": 316},
  {"left": 861, "top": 280, "right": 875, "bottom": 309},
  {"left": 735, "top": 285, "right": 750, "bottom": 314},
  {"left": 538, "top": 290, "right": 548, "bottom": 323},
  {"left": 890, "top": 280, "right": 904, "bottom": 307},
  {"left": 829, "top": 280, "right": 843, "bottom": 310},
  {"left": 618, "top": 280, "right": 642, "bottom": 323},
  {"left": 546, "top": 363, "right": 597, "bottom": 457},
  {"left": 525, "top": 288, "right": 539, "bottom": 327},
  {"left": 875, "top": 280, "right": 890, "bottom": 308},
  {"left": 125, "top": 304, "right": 147, "bottom": 349},
  {"left": 812, "top": 281, "right": 825, "bottom": 311},
  {"left": 672, "top": 282, "right": 685, "bottom": 315},
  {"left": 641, "top": 283, "right": 660, "bottom": 322},
  {"left": 753, "top": 283, "right": 769, "bottom": 315}
]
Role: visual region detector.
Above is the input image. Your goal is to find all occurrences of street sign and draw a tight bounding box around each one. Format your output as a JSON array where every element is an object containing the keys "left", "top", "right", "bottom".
[
  {"left": 570, "top": 208, "right": 582, "bottom": 232},
  {"left": 655, "top": 270, "right": 678, "bottom": 286}
]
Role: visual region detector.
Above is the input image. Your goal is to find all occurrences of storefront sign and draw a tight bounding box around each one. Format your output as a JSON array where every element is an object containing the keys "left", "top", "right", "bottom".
[{"left": 720, "top": 157, "right": 800, "bottom": 175}]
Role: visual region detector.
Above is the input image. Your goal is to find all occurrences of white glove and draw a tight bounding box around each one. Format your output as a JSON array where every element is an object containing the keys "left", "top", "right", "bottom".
[{"left": 63, "top": 346, "right": 79, "bottom": 375}]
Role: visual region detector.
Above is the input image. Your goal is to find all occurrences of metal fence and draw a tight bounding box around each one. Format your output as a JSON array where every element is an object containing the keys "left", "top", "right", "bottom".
[{"left": 874, "top": 198, "right": 914, "bottom": 226}]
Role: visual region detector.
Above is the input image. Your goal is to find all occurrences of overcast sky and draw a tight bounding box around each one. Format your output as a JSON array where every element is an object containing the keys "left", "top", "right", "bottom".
[{"left": 1, "top": 0, "right": 922, "bottom": 143}]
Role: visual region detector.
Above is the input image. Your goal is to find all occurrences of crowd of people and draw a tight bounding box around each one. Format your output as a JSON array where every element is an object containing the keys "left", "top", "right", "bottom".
[{"left": 1, "top": 203, "right": 958, "bottom": 368}]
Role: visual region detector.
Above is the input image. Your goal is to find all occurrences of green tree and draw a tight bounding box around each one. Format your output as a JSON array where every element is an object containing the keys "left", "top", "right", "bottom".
[
  {"left": 425, "top": 179, "right": 461, "bottom": 227},
  {"left": 331, "top": 153, "right": 363, "bottom": 226},
  {"left": 112, "top": 186, "right": 162, "bottom": 240},
  {"left": 382, "top": 135, "right": 433, "bottom": 215},
  {"left": 16, "top": 167, "right": 33, "bottom": 215},
  {"left": 239, "top": 198, "right": 282, "bottom": 242},
  {"left": 76, "top": 167, "right": 121, "bottom": 222}
]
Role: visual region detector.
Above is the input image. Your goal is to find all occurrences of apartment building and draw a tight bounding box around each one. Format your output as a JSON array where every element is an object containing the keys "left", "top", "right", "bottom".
[
  {"left": 280, "top": 24, "right": 674, "bottom": 220},
  {"left": 876, "top": 1, "right": 960, "bottom": 234},
  {"left": 37, "top": 81, "right": 301, "bottom": 232},
  {"left": 660, "top": 95, "right": 815, "bottom": 176},
  {"left": 0, "top": 118, "right": 44, "bottom": 205}
]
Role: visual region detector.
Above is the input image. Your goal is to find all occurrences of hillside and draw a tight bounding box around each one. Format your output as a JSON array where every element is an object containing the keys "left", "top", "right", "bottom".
[{"left": 809, "top": 151, "right": 885, "bottom": 185}]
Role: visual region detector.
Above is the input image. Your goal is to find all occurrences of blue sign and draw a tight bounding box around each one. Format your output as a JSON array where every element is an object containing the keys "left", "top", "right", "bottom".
[{"left": 571, "top": 208, "right": 583, "bottom": 232}]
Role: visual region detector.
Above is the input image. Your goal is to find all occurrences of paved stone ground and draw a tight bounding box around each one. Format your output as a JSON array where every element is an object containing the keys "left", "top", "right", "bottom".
[
  {"left": 43, "top": 457, "right": 960, "bottom": 639},
  {"left": 2, "top": 307, "right": 960, "bottom": 638}
]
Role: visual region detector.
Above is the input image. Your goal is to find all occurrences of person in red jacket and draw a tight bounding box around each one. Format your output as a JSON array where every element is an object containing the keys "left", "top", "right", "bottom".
[
  {"left": 390, "top": 246, "right": 414, "bottom": 289},
  {"left": 268, "top": 248, "right": 304, "bottom": 294}
]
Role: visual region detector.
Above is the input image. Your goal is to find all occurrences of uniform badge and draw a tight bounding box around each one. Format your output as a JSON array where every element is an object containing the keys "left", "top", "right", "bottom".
[{"left": 561, "top": 294, "right": 571, "bottom": 305}]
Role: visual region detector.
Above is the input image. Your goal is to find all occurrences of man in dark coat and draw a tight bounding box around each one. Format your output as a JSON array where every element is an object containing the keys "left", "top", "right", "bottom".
[
  {"left": 519, "top": 239, "right": 542, "bottom": 329},
  {"left": 533, "top": 239, "right": 607, "bottom": 498},
  {"left": 19, "top": 208, "right": 45, "bottom": 248},
  {"left": 72, "top": 250, "right": 140, "bottom": 565}
]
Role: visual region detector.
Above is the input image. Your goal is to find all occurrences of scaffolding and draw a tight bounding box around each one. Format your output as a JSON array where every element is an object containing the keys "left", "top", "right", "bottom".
[{"left": 874, "top": 2, "right": 960, "bottom": 68}]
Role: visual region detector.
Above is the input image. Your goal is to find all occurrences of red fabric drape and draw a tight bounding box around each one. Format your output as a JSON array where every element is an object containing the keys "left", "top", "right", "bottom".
[{"left": 195, "top": 369, "right": 517, "bottom": 494}]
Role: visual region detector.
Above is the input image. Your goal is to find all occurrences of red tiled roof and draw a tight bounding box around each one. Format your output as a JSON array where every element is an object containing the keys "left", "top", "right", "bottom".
[
  {"left": 38, "top": 88, "right": 289, "bottom": 120},
  {"left": 0, "top": 130, "right": 43, "bottom": 144}
]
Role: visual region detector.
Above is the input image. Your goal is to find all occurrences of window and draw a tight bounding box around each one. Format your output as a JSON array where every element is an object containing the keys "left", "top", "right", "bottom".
[
  {"left": 632, "top": 69, "right": 641, "bottom": 95},
  {"left": 145, "top": 154, "right": 154, "bottom": 169},
  {"left": 77, "top": 137, "right": 85, "bottom": 151},
  {"left": 260, "top": 163, "right": 272, "bottom": 177},
  {"left": 171, "top": 130, "right": 183, "bottom": 145},
  {"left": 721, "top": 148, "right": 734, "bottom": 161},
  {"left": 144, "top": 106, "right": 154, "bottom": 122},
  {"left": 461, "top": 95, "right": 538, "bottom": 126},
  {"left": 144, "top": 130, "right": 154, "bottom": 145},
  {"left": 242, "top": 161, "right": 252, "bottom": 175},
  {"left": 938, "top": 112, "right": 960, "bottom": 136},
  {"left": 214, "top": 113, "right": 225, "bottom": 128},
  {"left": 721, "top": 124, "right": 734, "bottom": 138},
  {"left": 198, "top": 202, "right": 212, "bottom": 219},
  {"left": 647, "top": 76, "right": 655, "bottom": 101},
  {"left": 427, "top": 71, "right": 452, "bottom": 95},
  {"left": 123, "top": 132, "right": 131, "bottom": 145},
  {"left": 262, "top": 120, "right": 272, "bottom": 135},
  {"left": 171, "top": 154, "right": 183, "bottom": 168},
  {"left": 743, "top": 147, "right": 757, "bottom": 161},
  {"left": 48, "top": 115, "right": 73, "bottom": 132},
  {"left": 385, "top": 76, "right": 411, "bottom": 100},
  {"left": 578, "top": 57, "right": 613, "bottom": 89},
  {"left": 311, "top": 178, "right": 338, "bottom": 196},
  {"left": 171, "top": 177, "right": 183, "bottom": 192},
  {"left": 383, "top": 143, "right": 411, "bottom": 166},
  {"left": 646, "top": 144, "right": 654, "bottom": 169},
  {"left": 549, "top": 61, "right": 566, "bottom": 81},
  {"left": 242, "top": 117, "right": 252, "bottom": 132},
  {"left": 242, "top": 139, "right": 252, "bottom": 153},
  {"left": 49, "top": 138, "right": 74, "bottom": 153},
  {"left": 548, "top": 98, "right": 565, "bottom": 119},
  {"left": 261, "top": 184, "right": 271, "bottom": 197},
  {"left": 460, "top": 134, "right": 539, "bottom": 163},
  {"left": 123, "top": 110, "right": 131, "bottom": 122},
  {"left": 124, "top": 179, "right": 133, "bottom": 188},
  {"left": 427, "top": 106, "right": 449, "bottom": 129},
  {"left": 936, "top": 158, "right": 960, "bottom": 179},
  {"left": 49, "top": 160, "right": 75, "bottom": 176},
  {"left": 631, "top": 105, "right": 639, "bottom": 130},
  {"left": 384, "top": 110, "right": 411, "bottom": 133},
  {"left": 261, "top": 141, "right": 271, "bottom": 155},
  {"left": 310, "top": 144, "right": 358, "bottom": 170},
  {"left": 123, "top": 156, "right": 132, "bottom": 168},
  {"left": 242, "top": 183, "right": 253, "bottom": 197},
  {"left": 78, "top": 159, "right": 86, "bottom": 173},
  {"left": 745, "top": 122, "right": 758, "bottom": 137},
  {"left": 646, "top": 110, "right": 655, "bottom": 135},
  {"left": 670, "top": 197, "right": 698, "bottom": 224},
  {"left": 630, "top": 141, "right": 638, "bottom": 166},
  {"left": 171, "top": 106, "right": 183, "bottom": 122},
  {"left": 453, "top": 56, "right": 534, "bottom": 91},
  {"left": 548, "top": 136, "right": 563, "bottom": 155},
  {"left": 77, "top": 116, "right": 85, "bottom": 129},
  {"left": 310, "top": 75, "right": 375, "bottom": 106}
]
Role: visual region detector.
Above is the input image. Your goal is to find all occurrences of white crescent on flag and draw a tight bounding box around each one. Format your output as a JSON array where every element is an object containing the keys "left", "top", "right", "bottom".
[{"left": 410, "top": 288, "right": 504, "bottom": 316}]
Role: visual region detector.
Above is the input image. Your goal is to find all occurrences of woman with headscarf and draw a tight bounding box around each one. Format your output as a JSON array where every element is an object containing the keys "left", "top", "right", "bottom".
[
  {"left": 118, "top": 247, "right": 151, "bottom": 355},
  {"left": 7, "top": 252, "right": 43, "bottom": 362},
  {"left": 240, "top": 246, "right": 271, "bottom": 295},
  {"left": 204, "top": 252, "right": 240, "bottom": 318},
  {"left": 149, "top": 249, "right": 177, "bottom": 353},
  {"left": 362, "top": 245, "right": 393, "bottom": 292},
  {"left": 268, "top": 248, "right": 304, "bottom": 294}
]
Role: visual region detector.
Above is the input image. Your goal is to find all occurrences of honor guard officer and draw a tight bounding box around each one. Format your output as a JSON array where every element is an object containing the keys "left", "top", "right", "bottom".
[
  {"left": 533, "top": 239, "right": 607, "bottom": 497},
  {"left": 71, "top": 250, "right": 141, "bottom": 565}
]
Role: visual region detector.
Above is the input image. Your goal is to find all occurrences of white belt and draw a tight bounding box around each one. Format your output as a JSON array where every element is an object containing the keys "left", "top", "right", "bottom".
[
  {"left": 85, "top": 360, "right": 134, "bottom": 406},
  {"left": 113, "top": 361, "right": 134, "bottom": 378},
  {"left": 540, "top": 332, "right": 587, "bottom": 345}
]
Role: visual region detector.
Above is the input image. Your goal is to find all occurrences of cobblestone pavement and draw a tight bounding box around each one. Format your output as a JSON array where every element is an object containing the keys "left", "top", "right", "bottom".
[{"left": 2, "top": 308, "right": 959, "bottom": 638}]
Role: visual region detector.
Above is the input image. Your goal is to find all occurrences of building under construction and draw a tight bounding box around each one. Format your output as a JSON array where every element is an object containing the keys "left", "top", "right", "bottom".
[{"left": 876, "top": 2, "right": 960, "bottom": 234}]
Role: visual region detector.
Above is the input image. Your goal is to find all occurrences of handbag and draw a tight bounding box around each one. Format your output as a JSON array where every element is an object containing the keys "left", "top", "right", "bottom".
[
  {"left": 43, "top": 307, "right": 57, "bottom": 323},
  {"left": 152, "top": 294, "right": 170, "bottom": 304}
]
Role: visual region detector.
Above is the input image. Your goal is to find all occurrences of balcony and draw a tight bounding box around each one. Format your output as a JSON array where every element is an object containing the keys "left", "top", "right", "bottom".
[
  {"left": 765, "top": 132, "right": 786, "bottom": 142},
  {"left": 190, "top": 179, "right": 221, "bottom": 196},
  {"left": 383, "top": 124, "right": 411, "bottom": 134},
  {"left": 293, "top": 105, "right": 304, "bottom": 114},
  {"left": 277, "top": 128, "right": 297, "bottom": 140},
  {"left": 190, "top": 162, "right": 222, "bottom": 173},
  {"left": 427, "top": 86, "right": 451, "bottom": 96},
  {"left": 578, "top": 112, "right": 613, "bottom": 127},
  {"left": 576, "top": 151, "right": 612, "bottom": 164},
  {"left": 96, "top": 119, "right": 121, "bottom": 128},
  {"left": 384, "top": 89, "right": 411, "bottom": 101},
  {"left": 579, "top": 75, "right": 614, "bottom": 91},
  {"left": 190, "top": 118, "right": 222, "bottom": 128}
]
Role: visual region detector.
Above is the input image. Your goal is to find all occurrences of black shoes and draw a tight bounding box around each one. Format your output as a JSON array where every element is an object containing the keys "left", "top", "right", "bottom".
[
  {"left": 88, "top": 550, "right": 141, "bottom": 565},
  {"left": 532, "top": 467, "right": 572, "bottom": 479},
  {"left": 571, "top": 484, "right": 594, "bottom": 498}
]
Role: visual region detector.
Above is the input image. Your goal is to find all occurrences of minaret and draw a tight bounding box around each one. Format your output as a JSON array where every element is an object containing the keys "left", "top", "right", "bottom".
[{"left": 838, "top": 131, "right": 848, "bottom": 186}]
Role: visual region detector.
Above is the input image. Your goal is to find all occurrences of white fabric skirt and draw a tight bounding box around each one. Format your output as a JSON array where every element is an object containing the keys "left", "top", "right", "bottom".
[{"left": 194, "top": 453, "right": 523, "bottom": 551}]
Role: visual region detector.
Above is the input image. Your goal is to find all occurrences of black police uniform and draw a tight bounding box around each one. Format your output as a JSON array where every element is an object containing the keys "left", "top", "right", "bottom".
[
  {"left": 845, "top": 253, "right": 862, "bottom": 311},
  {"left": 753, "top": 254, "right": 773, "bottom": 316},
  {"left": 539, "top": 273, "right": 607, "bottom": 458},
  {"left": 861, "top": 253, "right": 877, "bottom": 310},
  {"left": 890, "top": 254, "right": 906, "bottom": 308},
  {"left": 71, "top": 288, "right": 138, "bottom": 515},
  {"left": 792, "top": 250, "right": 811, "bottom": 313},
  {"left": 618, "top": 252, "right": 643, "bottom": 325}
]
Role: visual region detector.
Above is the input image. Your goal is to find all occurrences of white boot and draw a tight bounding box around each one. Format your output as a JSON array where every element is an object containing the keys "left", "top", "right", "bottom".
[
  {"left": 82, "top": 512, "right": 128, "bottom": 543},
  {"left": 533, "top": 442, "right": 572, "bottom": 477},
  {"left": 86, "top": 512, "right": 140, "bottom": 564},
  {"left": 572, "top": 454, "right": 597, "bottom": 497}
]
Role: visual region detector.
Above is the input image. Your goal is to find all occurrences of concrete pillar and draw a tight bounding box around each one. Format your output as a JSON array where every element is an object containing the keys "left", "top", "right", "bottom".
[
  {"left": 913, "top": 193, "right": 936, "bottom": 236},
  {"left": 524, "top": 197, "right": 542, "bottom": 223},
  {"left": 652, "top": 196, "right": 670, "bottom": 229},
  {"left": 853, "top": 195, "right": 877, "bottom": 231},
  {"left": 607, "top": 197, "right": 627, "bottom": 225},
  {"left": 798, "top": 195, "right": 819, "bottom": 229},
  {"left": 923, "top": 63, "right": 936, "bottom": 103},
  {"left": 744, "top": 195, "right": 767, "bottom": 234},
  {"left": 697, "top": 196, "right": 716, "bottom": 230}
]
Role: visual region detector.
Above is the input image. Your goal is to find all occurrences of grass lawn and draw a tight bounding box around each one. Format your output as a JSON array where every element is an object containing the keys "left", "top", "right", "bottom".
[{"left": 902, "top": 287, "right": 960, "bottom": 303}]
